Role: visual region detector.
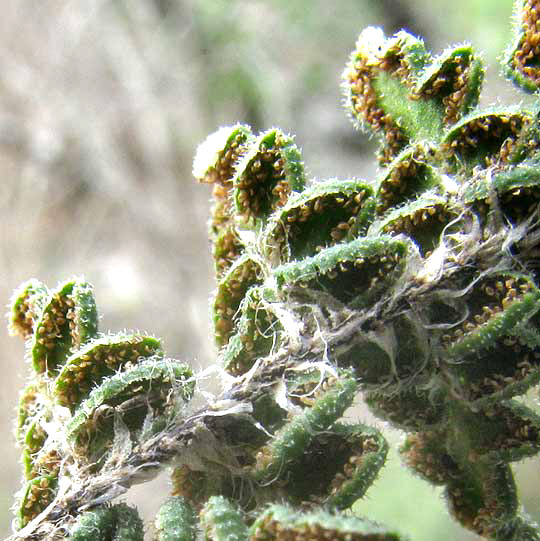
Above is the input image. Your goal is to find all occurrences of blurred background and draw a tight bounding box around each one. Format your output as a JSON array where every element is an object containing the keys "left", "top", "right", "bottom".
[{"left": 0, "top": 1, "right": 537, "bottom": 539}]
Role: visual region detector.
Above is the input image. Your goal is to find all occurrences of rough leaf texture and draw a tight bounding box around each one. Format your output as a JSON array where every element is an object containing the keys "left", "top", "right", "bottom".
[{"left": 6, "top": 2, "right": 540, "bottom": 540}]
